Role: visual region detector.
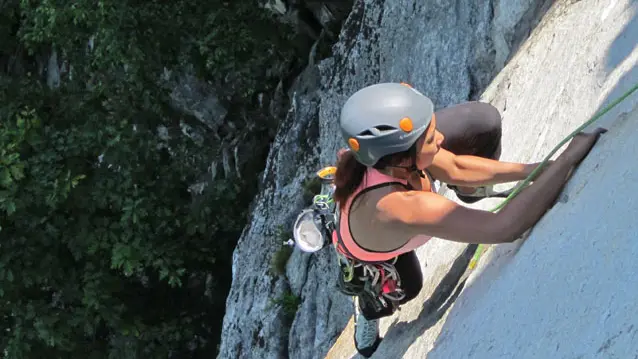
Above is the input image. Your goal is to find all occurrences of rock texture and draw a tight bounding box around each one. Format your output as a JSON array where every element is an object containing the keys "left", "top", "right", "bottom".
[
  {"left": 265, "top": 0, "right": 355, "bottom": 39},
  {"left": 427, "top": 1, "right": 638, "bottom": 358},
  {"left": 218, "top": 64, "right": 351, "bottom": 359},
  {"left": 219, "top": 0, "right": 554, "bottom": 358},
  {"left": 169, "top": 71, "right": 228, "bottom": 135},
  {"left": 326, "top": 0, "right": 638, "bottom": 357},
  {"left": 317, "top": 0, "right": 552, "bottom": 164}
]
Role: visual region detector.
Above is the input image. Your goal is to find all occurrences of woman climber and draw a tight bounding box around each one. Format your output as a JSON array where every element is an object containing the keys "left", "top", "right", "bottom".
[{"left": 332, "top": 82, "right": 606, "bottom": 357}]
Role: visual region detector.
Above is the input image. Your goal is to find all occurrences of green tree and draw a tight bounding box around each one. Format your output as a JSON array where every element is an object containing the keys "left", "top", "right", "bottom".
[{"left": 0, "top": 0, "right": 299, "bottom": 357}]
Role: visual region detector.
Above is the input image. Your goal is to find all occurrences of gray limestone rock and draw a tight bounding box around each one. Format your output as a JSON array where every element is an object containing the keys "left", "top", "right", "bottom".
[
  {"left": 169, "top": 72, "right": 228, "bottom": 133},
  {"left": 427, "top": 1, "right": 638, "bottom": 358},
  {"left": 220, "top": 0, "right": 555, "bottom": 358},
  {"left": 217, "top": 64, "right": 327, "bottom": 359}
]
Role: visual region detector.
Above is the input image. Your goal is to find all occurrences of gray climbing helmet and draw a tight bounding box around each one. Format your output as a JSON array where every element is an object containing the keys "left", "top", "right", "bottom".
[{"left": 340, "top": 82, "right": 435, "bottom": 167}]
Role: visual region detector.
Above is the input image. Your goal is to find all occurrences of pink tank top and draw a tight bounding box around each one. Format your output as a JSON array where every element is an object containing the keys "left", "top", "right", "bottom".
[{"left": 332, "top": 168, "right": 433, "bottom": 263}]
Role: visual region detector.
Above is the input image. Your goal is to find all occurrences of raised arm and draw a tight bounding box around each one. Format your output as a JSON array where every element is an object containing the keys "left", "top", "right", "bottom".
[
  {"left": 427, "top": 148, "right": 543, "bottom": 187},
  {"left": 377, "top": 130, "right": 606, "bottom": 244}
]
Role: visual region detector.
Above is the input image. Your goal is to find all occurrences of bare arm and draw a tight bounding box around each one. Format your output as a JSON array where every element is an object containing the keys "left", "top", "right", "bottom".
[
  {"left": 377, "top": 130, "right": 605, "bottom": 244},
  {"left": 428, "top": 148, "right": 545, "bottom": 186},
  {"left": 377, "top": 156, "right": 574, "bottom": 243},
  {"left": 493, "top": 154, "right": 576, "bottom": 240}
]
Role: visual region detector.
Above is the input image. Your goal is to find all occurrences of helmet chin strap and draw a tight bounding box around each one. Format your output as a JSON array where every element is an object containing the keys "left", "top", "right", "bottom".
[
  {"left": 395, "top": 164, "right": 426, "bottom": 178},
  {"left": 408, "top": 143, "right": 426, "bottom": 179},
  {"left": 385, "top": 145, "right": 426, "bottom": 178}
]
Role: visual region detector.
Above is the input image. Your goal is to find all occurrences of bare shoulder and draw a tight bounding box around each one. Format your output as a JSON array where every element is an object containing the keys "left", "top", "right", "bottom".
[
  {"left": 376, "top": 190, "right": 458, "bottom": 223},
  {"left": 376, "top": 190, "right": 511, "bottom": 244}
]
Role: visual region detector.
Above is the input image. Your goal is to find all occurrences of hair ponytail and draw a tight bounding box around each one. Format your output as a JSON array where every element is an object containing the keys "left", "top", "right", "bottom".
[
  {"left": 333, "top": 142, "right": 416, "bottom": 208},
  {"left": 333, "top": 150, "right": 366, "bottom": 207}
]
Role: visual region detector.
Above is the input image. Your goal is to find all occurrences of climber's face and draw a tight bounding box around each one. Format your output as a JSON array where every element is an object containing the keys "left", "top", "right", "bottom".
[{"left": 415, "top": 114, "right": 444, "bottom": 169}]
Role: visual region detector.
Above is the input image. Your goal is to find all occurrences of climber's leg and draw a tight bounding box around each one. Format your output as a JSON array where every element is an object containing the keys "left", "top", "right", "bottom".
[
  {"left": 354, "top": 251, "right": 422, "bottom": 357},
  {"left": 358, "top": 251, "right": 422, "bottom": 320},
  {"left": 436, "top": 101, "right": 502, "bottom": 160},
  {"left": 434, "top": 101, "right": 513, "bottom": 203}
]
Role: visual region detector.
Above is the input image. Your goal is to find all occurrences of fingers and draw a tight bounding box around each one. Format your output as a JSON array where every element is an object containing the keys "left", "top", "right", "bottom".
[
  {"left": 573, "top": 127, "right": 607, "bottom": 140},
  {"left": 589, "top": 127, "right": 607, "bottom": 143}
]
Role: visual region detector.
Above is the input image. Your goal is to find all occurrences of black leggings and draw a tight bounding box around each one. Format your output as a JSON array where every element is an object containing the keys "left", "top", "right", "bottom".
[
  {"left": 437, "top": 101, "right": 502, "bottom": 160},
  {"left": 361, "top": 101, "right": 502, "bottom": 320}
]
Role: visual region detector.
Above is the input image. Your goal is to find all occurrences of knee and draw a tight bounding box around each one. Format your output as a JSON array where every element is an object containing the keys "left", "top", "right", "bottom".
[
  {"left": 474, "top": 101, "right": 502, "bottom": 132},
  {"left": 453, "top": 101, "right": 502, "bottom": 133},
  {"left": 475, "top": 102, "right": 502, "bottom": 145},
  {"left": 466, "top": 102, "right": 502, "bottom": 159},
  {"left": 400, "top": 278, "right": 423, "bottom": 303}
]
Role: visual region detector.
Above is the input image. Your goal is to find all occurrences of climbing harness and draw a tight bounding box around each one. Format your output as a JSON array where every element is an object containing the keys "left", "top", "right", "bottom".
[
  {"left": 335, "top": 255, "right": 406, "bottom": 313},
  {"left": 469, "top": 81, "right": 638, "bottom": 269}
]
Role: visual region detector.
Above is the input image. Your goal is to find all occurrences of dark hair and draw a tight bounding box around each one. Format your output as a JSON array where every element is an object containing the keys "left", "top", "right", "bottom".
[{"left": 333, "top": 144, "right": 416, "bottom": 207}]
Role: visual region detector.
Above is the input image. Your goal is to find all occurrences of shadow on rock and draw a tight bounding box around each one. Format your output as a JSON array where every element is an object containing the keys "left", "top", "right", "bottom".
[
  {"left": 370, "top": 244, "right": 479, "bottom": 358},
  {"left": 597, "top": 63, "right": 638, "bottom": 130},
  {"left": 604, "top": 5, "right": 638, "bottom": 74},
  {"left": 424, "top": 7, "right": 638, "bottom": 357},
  {"left": 598, "top": 2, "right": 638, "bottom": 136}
]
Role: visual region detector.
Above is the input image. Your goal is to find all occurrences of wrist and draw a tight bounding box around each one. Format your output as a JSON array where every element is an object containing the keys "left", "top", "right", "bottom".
[{"left": 523, "top": 161, "right": 550, "bottom": 180}]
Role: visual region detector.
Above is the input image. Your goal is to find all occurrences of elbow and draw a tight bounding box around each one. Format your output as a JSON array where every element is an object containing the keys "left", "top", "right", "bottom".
[
  {"left": 446, "top": 161, "right": 485, "bottom": 187},
  {"left": 483, "top": 215, "right": 519, "bottom": 244},
  {"left": 476, "top": 232, "right": 513, "bottom": 245},
  {"left": 496, "top": 234, "right": 519, "bottom": 244},
  {"left": 479, "top": 232, "right": 516, "bottom": 245},
  {"left": 447, "top": 155, "right": 484, "bottom": 186},
  {"left": 445, "top": 166, "right": 469, "bottom": 186},
  {"left": 457, "top": 221, "right": 512, "bottom": 245}
]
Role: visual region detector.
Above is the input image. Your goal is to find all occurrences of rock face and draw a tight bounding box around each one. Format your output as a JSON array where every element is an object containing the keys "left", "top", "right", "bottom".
[
  {"left": 425, "top": 1, "right": 638, "bottom": 358},
  {"left": 219, "top": 0, "right": 555, "bottom": 358},
  {"left": 265, "top": 0, "right": 355, "bottom": 39},
  {"left": 218, "top": 64, "right": 347, "bottom": 359},
  {"left": 317, "top": 0, "right": 553, "bottom": 164},
  {"left": 325, "top": 0, "right": 638, "bottom": 357},
  {"left": 169, "top": 71, "right": 228, "bottom": 135}
]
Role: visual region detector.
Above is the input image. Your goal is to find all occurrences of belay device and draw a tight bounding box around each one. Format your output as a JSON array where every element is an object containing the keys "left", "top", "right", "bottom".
[{"left": 290, "top": 166, "right": 407, "bottom": 313}]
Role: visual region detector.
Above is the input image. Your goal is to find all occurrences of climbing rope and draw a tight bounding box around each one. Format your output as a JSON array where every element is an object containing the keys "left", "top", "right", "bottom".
[{"left": 468, "top": 81, "right": 638, "bottom": 270}]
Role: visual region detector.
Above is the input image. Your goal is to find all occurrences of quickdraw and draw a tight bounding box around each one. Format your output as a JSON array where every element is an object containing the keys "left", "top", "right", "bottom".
[{"left": 335, "top": 253, "right": 406, "bottom": 312}]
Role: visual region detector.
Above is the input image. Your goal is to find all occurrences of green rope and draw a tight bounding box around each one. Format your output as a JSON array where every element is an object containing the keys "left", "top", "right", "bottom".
[{"left": 468, "top": 81, "right": 638, "bottom": 270}]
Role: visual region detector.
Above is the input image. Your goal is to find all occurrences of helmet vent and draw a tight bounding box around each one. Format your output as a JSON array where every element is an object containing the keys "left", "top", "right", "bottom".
[
  {"left": 357, "top": 125, "right": 397, "bottom": 138},
  {"left": 374, "top": 125, "right": 396, "bottom": 132}
]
